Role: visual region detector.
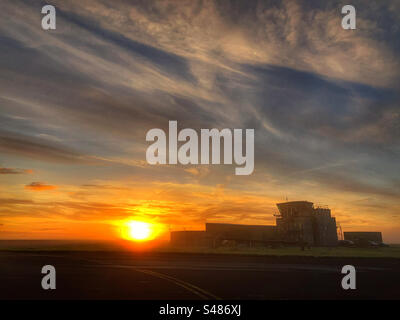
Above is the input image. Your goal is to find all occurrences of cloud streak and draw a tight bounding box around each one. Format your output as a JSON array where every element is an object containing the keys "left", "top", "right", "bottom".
[
  {"left": 25, "top": 182, "right": 57, "bottom": 191},
  {"left": 0, "top": 167, "right": 33, "bottom": 174}
]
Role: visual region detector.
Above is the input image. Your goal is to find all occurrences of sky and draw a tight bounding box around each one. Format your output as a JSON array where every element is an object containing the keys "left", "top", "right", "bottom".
[{"left": 0, "top": 0, "right": 399, "bottom": 242}]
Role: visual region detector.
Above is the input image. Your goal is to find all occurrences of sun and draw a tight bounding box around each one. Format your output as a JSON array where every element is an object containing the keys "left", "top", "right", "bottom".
[
  {"left": 117, "top": 219, "right": 165, "bottom": 242},
  {"left": 127, "top": 221, "right": 151, "bottom": 241}
]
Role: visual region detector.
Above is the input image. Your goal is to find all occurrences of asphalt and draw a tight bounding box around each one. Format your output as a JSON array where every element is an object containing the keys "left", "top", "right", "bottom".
[{"left": 1, "top": 251, "right": 399, "bottom": 300}]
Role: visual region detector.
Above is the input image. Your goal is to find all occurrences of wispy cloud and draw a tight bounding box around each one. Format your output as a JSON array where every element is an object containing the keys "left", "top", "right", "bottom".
[
  {"left": 0, "top": 167, "right": 33, "bottom": 174},
  {"left": 0, "top": 131, "right": 88, "bottom": 163},
  {"left": 25, "top": 182, "right": 57, "bottom": 191}
]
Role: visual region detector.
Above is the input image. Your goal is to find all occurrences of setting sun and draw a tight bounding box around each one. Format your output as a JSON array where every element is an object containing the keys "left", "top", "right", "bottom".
[
  {"left": 117, "top": 220, "right": 165, "bottom": 242},
  {"left": 128, "top": 221, "right": 151, "bottom": 241}
]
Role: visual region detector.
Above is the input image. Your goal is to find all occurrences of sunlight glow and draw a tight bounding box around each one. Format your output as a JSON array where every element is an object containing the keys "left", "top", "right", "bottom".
[
  {"left": 128, "top": 221, "right": 151, "bottom": 240},
  {"left": 117, "top": 219, "right": 164, "bottom": 242}
]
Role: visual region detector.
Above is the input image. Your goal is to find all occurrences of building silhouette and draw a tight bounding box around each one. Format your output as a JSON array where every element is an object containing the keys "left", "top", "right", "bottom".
[{"left": 171, "top": 201, "right": 339, "bottom": 247}]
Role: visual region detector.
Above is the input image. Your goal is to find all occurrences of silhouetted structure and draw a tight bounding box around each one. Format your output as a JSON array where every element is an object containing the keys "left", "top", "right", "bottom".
[
  {"left": 171, "top": 201, "right": 340, "bottom": 247},
  {"left": 344, "top": 232, "right": 383, "bottom": 243},
  {"left": 206, "top": 223, "right": 278, "bottom": 247},
  {"left": 276, "top": 201, "right": 338, "bottom": 246}
]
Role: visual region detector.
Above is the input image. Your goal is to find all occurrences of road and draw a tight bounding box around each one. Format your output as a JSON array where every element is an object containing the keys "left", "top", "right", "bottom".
[{"left": 1, "top": 251, "right": 399, "bottom": 299}]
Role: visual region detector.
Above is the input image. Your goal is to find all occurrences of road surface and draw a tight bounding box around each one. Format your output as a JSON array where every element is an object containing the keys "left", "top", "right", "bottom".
[{"left": 1, "top": 251, "right": 399, "bottom": 299}]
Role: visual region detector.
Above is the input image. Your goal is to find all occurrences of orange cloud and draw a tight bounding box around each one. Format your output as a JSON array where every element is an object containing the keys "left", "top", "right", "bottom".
[
  {"left": 25, "top": 182, "right": 57, "bottom": 191},
  {"left": 0, "top": 167, "right": 33, "bottom": 174},
  {"left": 184, "top": 167, "right": 210, "bottom": 177}
]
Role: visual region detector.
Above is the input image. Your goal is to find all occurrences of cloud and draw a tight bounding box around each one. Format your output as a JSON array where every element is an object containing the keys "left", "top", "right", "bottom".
[
  {"left": 184, "top": 167, "right": 210, "bottom": 178},
  {"left": 0, "top": 131, "right": 89, "bottom": 163},
  {"left": 0, "top": 167, "right": 33, "bottom": 174},
  {"left": 25, "top": 182, "right": 57, "bottom": 191},
  {"left": 0, "top": 198, "right": 35, "bottom": 206},
  {"left": 49, "top": 0, "right": 399, "bottom": 88}
]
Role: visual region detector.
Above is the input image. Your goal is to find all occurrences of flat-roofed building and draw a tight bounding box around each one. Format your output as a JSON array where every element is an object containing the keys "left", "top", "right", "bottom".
[
  {"left": 205, "top": 223, "right": 278, "bottom": 246},
  {"left": 344, "top": 232, "right": 383, "bottom": 243}
]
